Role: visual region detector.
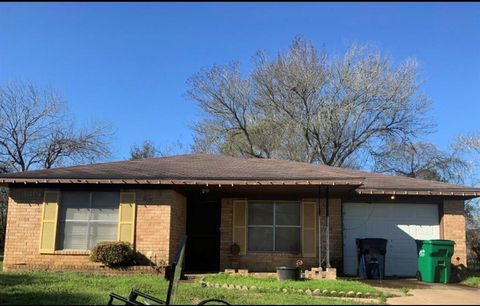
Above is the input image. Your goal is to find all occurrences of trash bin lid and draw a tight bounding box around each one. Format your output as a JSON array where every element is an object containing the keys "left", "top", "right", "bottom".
[{"left": 421, "top": 239, "right": 455, "bottom": 245}]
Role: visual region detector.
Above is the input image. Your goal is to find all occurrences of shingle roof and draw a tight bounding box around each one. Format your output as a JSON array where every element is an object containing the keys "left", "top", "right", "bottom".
[
  {"left": 0, "top": 153, "right": 478, "bottom": 197},
  {"left": 0, "top": 154, "right": 363, "bottom": 184}
]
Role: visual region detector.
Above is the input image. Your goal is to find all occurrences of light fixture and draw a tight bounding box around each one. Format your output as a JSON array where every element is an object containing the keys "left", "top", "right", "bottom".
[{"left": 390, "top": 195, "right": 395, "bottom": 200}]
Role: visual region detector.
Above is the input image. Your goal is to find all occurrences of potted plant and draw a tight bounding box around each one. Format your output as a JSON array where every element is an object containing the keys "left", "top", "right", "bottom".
[
  {"left": 276, "top": 259, "right": 303, "bottom": 281},
  {"left": 229, "top": 243, "right": 241, "bottom": 269}
]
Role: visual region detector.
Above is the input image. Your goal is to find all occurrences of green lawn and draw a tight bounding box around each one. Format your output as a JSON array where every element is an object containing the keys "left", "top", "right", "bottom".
[
  {"left": 0, "top": 268, "right": 378, "bottom": 305},
  {"left": 203, "top": 273, "right": 379, "bottom": 295}
]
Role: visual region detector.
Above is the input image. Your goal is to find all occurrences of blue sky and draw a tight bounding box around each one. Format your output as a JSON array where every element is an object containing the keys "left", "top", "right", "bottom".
[{"left": 0, "top": 2, "right": 479, "bottom": 161}]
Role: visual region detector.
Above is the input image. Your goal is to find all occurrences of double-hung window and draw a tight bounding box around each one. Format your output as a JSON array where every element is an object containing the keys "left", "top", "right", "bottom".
[
  {"left": 56, "top": 191, "right": 119, "bottom": 250},
  {"left": 247, "top": 201, "right": 301, "bottom": 253}
]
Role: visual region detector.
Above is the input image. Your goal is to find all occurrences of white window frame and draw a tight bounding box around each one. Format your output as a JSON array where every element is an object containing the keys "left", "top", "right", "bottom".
[{"left": 247, "top": 200, "right": 301, "bottom": 253}]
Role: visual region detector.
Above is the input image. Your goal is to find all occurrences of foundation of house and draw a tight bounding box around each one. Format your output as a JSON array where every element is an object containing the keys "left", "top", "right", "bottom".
[
  {"left": 303, "top": 267, "right": 337, "bottom": 280},
  {"left": 223, "top": 267, "right": 337, "bottom": 280}
]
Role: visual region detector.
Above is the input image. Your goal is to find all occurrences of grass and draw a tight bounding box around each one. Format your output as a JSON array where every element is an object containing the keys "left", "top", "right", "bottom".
[
  {"left": 0, "top": 268, "right": 374, "bottom": 305},
  {"left": 203, "top": 273, "right": 379, "bottom": 295},
  {"left": 461, "top": 269, "right": 480, "bottom": 288},
  {"left": 463, "top": 277, "right": 480, "bottom": 287},
  {"left": 400, "top": 287, "right": 410, "bottom": 296}
]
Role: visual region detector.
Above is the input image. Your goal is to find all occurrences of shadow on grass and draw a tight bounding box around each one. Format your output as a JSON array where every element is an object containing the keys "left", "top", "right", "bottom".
[
  {"left": 0, "top": 272, "right": 62, "bottom": 289},
  {"left": 0, "top": 291, "right": 96, "bottom": 305},
  {"left": 0, "top": 273, "right": 43, "bottom": 287},
  {"left": 0, "top": 273, "right": 103, "bottom": 305}
]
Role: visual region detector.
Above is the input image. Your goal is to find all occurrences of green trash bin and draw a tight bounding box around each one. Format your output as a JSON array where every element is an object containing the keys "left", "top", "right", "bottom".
[{"left": 415, "top": 239, "right": 455, "bottom": 284}]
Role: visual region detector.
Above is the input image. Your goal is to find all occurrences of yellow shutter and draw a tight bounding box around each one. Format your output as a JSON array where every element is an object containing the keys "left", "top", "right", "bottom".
[
  {"left": 302, "top": 200, "right": 317, "bottom": 257},
  {"left": 118, "top": 192, "right": 136, "bottom": 244},
  {"left": 233, "top": 199, "right": 248, "bottom": 255},
  {"left": 39, "top": 190, "right": 59, "bottom": 254}
]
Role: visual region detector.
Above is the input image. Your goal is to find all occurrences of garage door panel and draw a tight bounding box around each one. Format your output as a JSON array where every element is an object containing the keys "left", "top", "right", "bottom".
[
  {"left": 415, "top": 224, "right": 435, "bottom": 236},
  {"left": 385, "top": 257, "right": 416, "bottom": 276},
  {"left": 343, "top": 217, "right": 368, "bottom": 230},
  {"left": 370, "top": 205, "right": 390, "bottom": 218},
  {"left": 343, "top": 203, "right": 439, "bottom": 277},
  {"left": 414, "top": 205, "right": 439, "bottom": 218},
  {"left": 389, "top": 239, "right": 416, "bottom": 254},
  {"left": 390, "top": 206, "right": 414, "bottom": 218},
  {"left": 388, "top": 224, "right": 411, "bottom": 239}
]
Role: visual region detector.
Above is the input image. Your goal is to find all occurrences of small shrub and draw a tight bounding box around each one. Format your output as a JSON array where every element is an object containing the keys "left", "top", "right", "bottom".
[
  {"left": 90, "top": 241, "right": 134, "bottom": 266},
  {"left": 379, "top": 292, "right": 387, "bottom": 304}
]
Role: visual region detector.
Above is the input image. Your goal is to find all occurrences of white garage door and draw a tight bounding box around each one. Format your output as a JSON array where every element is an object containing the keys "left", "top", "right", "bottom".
[{"left": 343, "top": 202, "right": 440, "bottom": 277}]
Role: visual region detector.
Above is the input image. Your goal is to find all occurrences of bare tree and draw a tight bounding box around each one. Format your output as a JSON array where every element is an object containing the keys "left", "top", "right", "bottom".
[
  {"left": 373, "top": 140, "right": 468, "bottom": 184},
  {"left": 156, "top": 140, "right": 188, "bottom": 157},
  {"left": 0, "top": 82, "right": 112, "bottom": 172},
  {"left": 130, "top": 139, "right": 188, "bottom": 160},
  {"left": 130, "top": 140, "right": 158, "bottom": 160},
  {"left": 454, "top": 131, "right": 480, "bottom": 266},
  {"left": 187, "top": 37, "right": 432, "bottom": 167},
  {"left": 0, "top": 81, "right": 112, "bottom": 251},
  {"left": 456, "top": 131, "right": 480, "bottom": 155}
]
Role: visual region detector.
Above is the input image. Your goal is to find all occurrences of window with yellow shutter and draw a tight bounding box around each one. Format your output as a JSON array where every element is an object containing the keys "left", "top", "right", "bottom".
[
  {"left": 39, "top": 190, "right": 60, "bottom": 253},
  {"left": 301, "top": 200, "right": 317, "bottom": 257}
]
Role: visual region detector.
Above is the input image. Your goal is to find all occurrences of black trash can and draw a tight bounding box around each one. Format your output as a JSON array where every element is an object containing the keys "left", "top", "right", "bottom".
[
  {"left": 356, "top": 238, "right": 388, "bottom": 280},
  {"left": 276, "top": 266, "right": 301, "bottom": 281}
]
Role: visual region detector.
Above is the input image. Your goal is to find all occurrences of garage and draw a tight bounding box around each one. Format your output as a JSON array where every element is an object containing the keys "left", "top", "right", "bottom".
[{"left": 342, "top": 202, "right": 440, "bottom": 277}]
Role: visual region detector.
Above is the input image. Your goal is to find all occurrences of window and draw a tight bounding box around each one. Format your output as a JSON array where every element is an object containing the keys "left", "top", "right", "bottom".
[
  {"left": 248, "top": 201, "right": 300, "bottom": 253},
  {"left": 57, "top": 191, "right": 119, "bottom": 250}
]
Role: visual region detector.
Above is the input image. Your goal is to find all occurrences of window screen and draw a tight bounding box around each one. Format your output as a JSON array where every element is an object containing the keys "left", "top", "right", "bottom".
[
  {"left": 247, "top": 201, "right": 300, "bottom": 253},
  {"left": 57, "top": 191, "right": 119, "bottom": 250}
]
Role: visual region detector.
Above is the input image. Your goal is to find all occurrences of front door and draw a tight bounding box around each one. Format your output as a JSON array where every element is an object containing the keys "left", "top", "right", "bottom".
[{"left": 185, "top": 198, "right": 221, "bottom": 272}]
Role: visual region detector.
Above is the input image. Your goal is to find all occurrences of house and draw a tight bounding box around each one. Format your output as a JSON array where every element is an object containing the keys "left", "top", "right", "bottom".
[{"left": 1, "top": 153, "right": 478, "bottom": 276}]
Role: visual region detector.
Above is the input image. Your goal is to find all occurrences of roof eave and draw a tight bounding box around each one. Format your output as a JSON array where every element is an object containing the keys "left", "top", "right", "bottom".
[
  {"left": 357, "top": 188, "right": 480, "bottom": 198},
  {"left": 0, "top": 178, "right": 365, "bottom": 187}
]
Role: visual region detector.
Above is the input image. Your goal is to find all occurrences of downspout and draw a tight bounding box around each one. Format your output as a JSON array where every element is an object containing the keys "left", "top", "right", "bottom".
[{"left": 326, "top": 186, "right": 331, "bottom": 268}]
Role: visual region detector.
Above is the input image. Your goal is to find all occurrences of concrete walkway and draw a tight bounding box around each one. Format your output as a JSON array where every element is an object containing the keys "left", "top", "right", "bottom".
[{"left": 365, "top": 279, "right": 480, "bottom": 305}]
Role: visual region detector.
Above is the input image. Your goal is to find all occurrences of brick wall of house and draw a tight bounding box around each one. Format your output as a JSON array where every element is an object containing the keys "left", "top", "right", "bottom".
[
  {"left": 219, "top": 198, "right": 234, "bottom": 271},
  {"left": 219, "top": 197, "right": 342, "bottom": 272},
  {"left": 3, "top": 188, "right": 94, "bottom": 270},
  {"left": 3, "top": 186, "right": 469, "bottom": 274},
  {"left": 442, "top": 200, "right": 467, "bottom": 266},
  {"left": 168, "top": 190, "right": 187, "bottom": 263},
  {"left": 132, "top": 189, "right": 179, "bottom": 268},
  {"left": 3, "top": 187, "right": 186, "bottom": 273}
]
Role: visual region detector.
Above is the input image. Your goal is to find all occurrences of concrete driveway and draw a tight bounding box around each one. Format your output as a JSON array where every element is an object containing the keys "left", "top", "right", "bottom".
[{"left": 363, "top": 279, "right": 480, "bottom": 305}]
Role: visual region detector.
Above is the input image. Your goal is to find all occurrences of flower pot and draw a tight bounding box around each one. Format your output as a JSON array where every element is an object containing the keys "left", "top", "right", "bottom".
[{"left": 276, "top": 266, "right": 301, "bottom": 281}]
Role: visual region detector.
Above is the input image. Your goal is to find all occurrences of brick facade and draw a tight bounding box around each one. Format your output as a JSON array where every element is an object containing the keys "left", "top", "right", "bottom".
[
  {"left": 169, "top": 190, "right": 187, "bottom": 263},
  {"left": 219, "top": 197, "right": 342, "bottom": 272},
  {"left": 3, "top": 187, "right": 469, "bottom": 274},
  {"left": 442, "top": 200, "right": 467, "bottom": 266},
  {"left": 219, "top": 197, "right": 469, "bottom": 273},
  {"left": 3, "top": 187, "right": 186, "bottom": 273}
]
